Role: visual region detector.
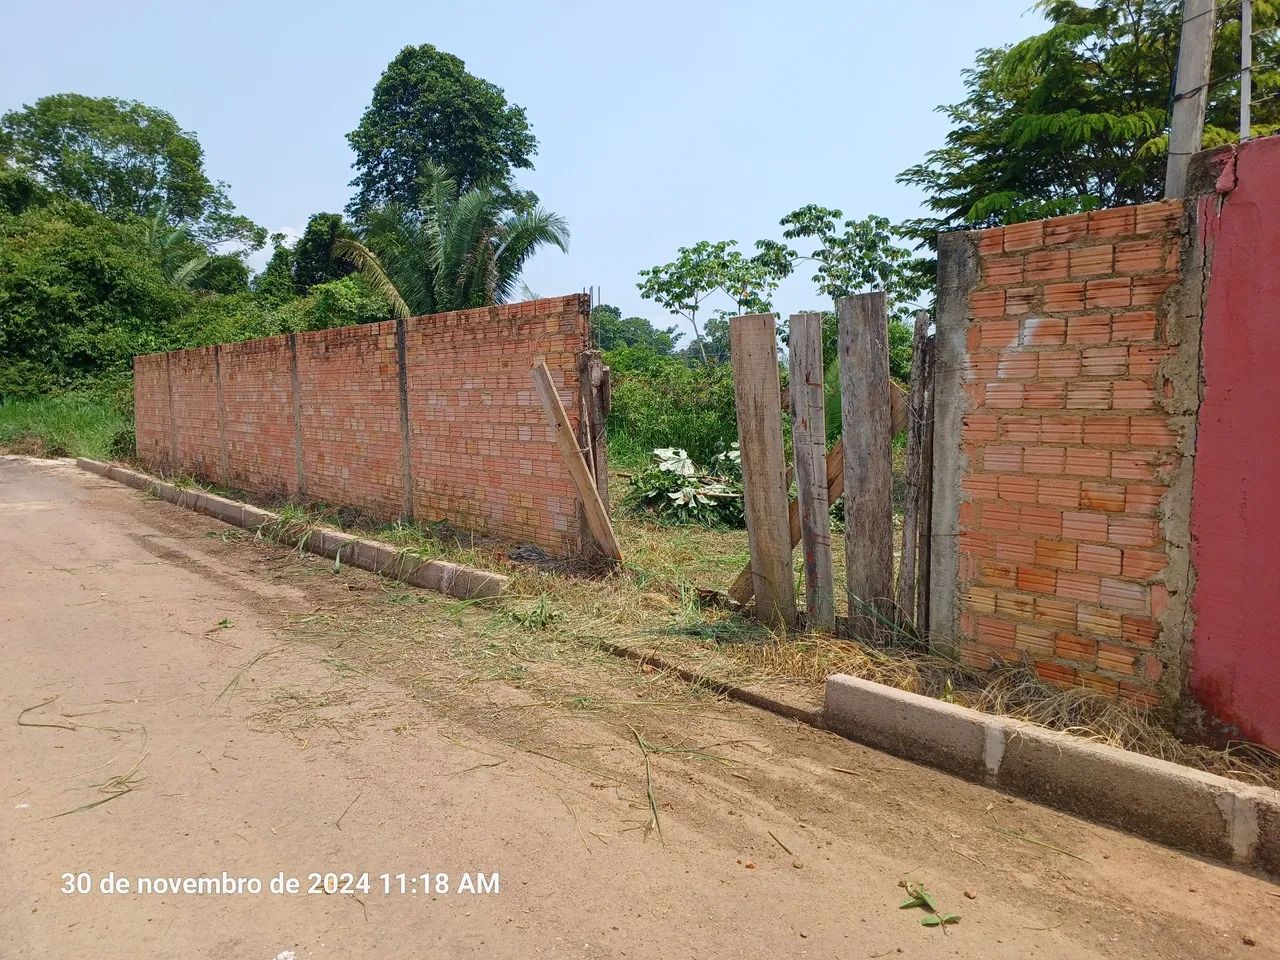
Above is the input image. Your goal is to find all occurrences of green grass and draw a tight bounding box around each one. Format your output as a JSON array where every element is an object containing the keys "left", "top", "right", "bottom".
[{"left": 0, "top": 392, "right": 131, "bottom": 459}]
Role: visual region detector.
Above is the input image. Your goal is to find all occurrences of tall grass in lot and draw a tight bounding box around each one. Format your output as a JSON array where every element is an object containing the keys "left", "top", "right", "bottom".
[{"left": 0, "top": 391, "right": 132, "bottom": 459}]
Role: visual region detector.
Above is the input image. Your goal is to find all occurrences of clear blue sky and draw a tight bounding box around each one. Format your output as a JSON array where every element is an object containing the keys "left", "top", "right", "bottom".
[{"left": 4, "top": 0, "right": 1046, "bottom": 344}]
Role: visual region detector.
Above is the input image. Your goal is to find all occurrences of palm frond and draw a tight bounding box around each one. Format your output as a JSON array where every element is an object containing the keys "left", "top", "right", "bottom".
[
  {"left": 333, "top": 237, "right": 412, "bottom": 319},
  {"left": 170, "top": 254, "right": 210, "bottom": 291}
]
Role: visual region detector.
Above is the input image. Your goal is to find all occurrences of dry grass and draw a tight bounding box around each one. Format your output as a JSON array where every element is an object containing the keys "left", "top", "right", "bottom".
[{"left": 156, "top": 468, "right": 1280, "bottom": 791}]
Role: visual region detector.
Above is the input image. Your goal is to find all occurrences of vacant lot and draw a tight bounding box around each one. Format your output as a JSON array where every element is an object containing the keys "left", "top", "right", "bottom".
[{"left": 1, "top": 455, "right": 1275, "bottom": 959}]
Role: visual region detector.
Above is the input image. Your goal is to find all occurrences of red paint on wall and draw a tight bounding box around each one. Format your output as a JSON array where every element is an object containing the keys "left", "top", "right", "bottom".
[{"left": 1189, "top": 137, "right": 1280, "bottom": 749}]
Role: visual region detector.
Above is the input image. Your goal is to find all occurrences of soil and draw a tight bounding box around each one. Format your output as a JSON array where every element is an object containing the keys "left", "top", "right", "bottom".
[{"left": 1, "top": 454, "right": 1276, "bottom": 959}]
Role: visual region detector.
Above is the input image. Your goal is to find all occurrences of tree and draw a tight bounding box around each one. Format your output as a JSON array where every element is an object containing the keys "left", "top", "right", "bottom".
[
  {"left": 291, "top": 212, "right": 353, "bottom": 294},
  {"left": 346, "top": 45, "right": 538, "bottom": 218},
  {"left": 252, "top": 232, "right": 297, "bottom": 302},
  {"left": 590, "top": 304, "right": 680, "bottom": 354},
  {"left": 768, "top": 207, "right": 930, "bottom": 323},
  {"left": 336, "top": 164, "right": 568, "bottom": 318},
  {"left": 0, "top": 94, "right": 265, "bottom": 250},
  {"left": 898, "top": 0, "right": 1280, "bottom": 239},
  {"left": 637, "top": 240, "right": 789, "bottom": 363},
  {"left": 0, "top": 199, "right": 185, "bottom": 395}
]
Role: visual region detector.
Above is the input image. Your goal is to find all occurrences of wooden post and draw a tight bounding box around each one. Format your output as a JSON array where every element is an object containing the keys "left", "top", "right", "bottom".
[
  {"left": 789, "top": 313, "right": 835, "bottom": 632},
  {"left": 1165, "top": 0, "right": 1217, "bottom": 198},
  {"left": 578, "top": 350, "right": 611, "bottom": 514},
  {"left": 530, "top": 360, "right": 623, "bottom": 563},
  {"left": 726, "top": 381, "right": 909, "bottom": 605},
  {"left": 896, "top": 310, "right": 931, "bottom": 621},
  {"left": 729, "top": 314, "right": 796, "bottom": 630},
  {"left": 838, "top": 293, "right": 895, "bottom": 626},
  {"left": 915, "top": 335, "right": 937, "bottom": 633}
]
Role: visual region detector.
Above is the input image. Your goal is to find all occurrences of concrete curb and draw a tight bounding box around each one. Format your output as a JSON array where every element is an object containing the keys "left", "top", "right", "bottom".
[
  {"left": 75, "top": 458, "right": 510, "bottom": 602},
  {"left": 594, "top": 640, "right": 822, "bottom": 726},
  {"left": 824, "top": 674, "right": 1280, "bottom": 877}
]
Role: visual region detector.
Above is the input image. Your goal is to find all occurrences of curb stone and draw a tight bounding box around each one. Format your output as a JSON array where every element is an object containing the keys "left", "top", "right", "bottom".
[
  {"left": 824, "top": 673, "right": 1280, "bottom": 877},
  {"left": 75, "top": 458, "right": 509, "bottom": 602}
]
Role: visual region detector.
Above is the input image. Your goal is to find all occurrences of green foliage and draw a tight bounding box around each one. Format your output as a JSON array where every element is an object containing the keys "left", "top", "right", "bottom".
[
  {"left": 899, "top": 0, "right": 1280, "bottom": 240},
  {"left": 171, "top": 275, "right": 390, "bottom": 348},
  {"left": 773, "top": 209, "right": 930, "bottom": 322},
  {"left": 637, "top": 239, "right": 789, "bottom": 363},
  {"left": 624, "top": 445, "right": 744, "bottom": 527},
  {"left": 292, "top": 212, "right": 353, "bottom": 294},
  {"left": 604, "top": 349, "right": 739, "bottom": 467},
  {"left": 0, "top": 200, "right": 185, "bottom": 395},
  {"left": 0, "top": 389, "right": 132, "bottom": 458},
  {"left": 0, "top": 93, "right": 265, "bottom": 250},
  {"left": 193, "top": 254, "right": 250, "bottom": 295},
  {"left": 252, "top": 232, "right": 297, "bottom": 302},
  {"left": 346, "top": 44, "right": 538, "bottom": 218},
  {"left": 337, "top": 164, "right": 568, "bottom": 317},
  {"left": 589, "top": 304, "right": 680, "bottom": 354}
]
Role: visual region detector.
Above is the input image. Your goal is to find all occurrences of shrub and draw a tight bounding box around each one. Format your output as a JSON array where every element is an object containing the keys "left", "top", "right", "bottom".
[
  {"left": 605, "top": 349, "right": 739, "bottom": 467},
  {"left": 624, "top": 445, "right": 744, "bottom": 526}
]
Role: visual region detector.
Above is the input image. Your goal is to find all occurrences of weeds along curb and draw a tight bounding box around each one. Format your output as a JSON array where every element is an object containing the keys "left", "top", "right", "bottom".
[
  {"left": 75, "top": 458, "right": 509, "bottom": 602},
  {"left": 824, "top": 674, "right": 1280, "bottom": 878},
  {"left": 593, "top": 639, "right": 822, "bottom": 726}
]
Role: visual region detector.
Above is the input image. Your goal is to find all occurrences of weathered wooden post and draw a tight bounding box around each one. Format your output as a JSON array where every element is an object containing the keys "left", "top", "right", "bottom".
[
  {"left": 789, "top": 313, "right": 835, "bottom": 632},
  {"left": 838, "top": 293, "right": 894, "bottom": 629},
  {"left": 730, "top": 313, "right": 796, "bottom": 630},
  {"left": 896, "top": 310, "right": 932, "bottom": 622}
]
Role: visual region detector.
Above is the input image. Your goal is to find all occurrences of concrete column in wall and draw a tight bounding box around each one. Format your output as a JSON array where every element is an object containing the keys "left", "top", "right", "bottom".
[{"left": 927, "top": 231, "right": 981, "bottom": 655}]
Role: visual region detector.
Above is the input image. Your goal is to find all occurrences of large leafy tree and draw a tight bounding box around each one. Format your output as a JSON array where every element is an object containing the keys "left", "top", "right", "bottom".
[
  {"left": 899, "top": 0, "right": 1280, "bottom": 238},
  {"left": 336, "top": 164, "right": 568, "bottom": 318},
  {"left": 346, "top": 45, "right": 538, "bottom": 218},
  {"left": 0, "top": 94, "right": 265, "bottom": 250}
]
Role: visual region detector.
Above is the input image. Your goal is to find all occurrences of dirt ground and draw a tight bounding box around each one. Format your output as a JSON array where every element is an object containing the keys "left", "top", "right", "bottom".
[{"left": 1, "top": 455, "right": 1276, "bottom": 959}]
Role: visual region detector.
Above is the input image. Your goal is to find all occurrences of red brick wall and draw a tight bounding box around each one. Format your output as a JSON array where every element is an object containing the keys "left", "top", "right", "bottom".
[
  {"left": 295, "top": 320, "right": 402, "bottom": 516},
  {"left": 954, "top": 201, "right": 1185, "bottom": 703},
  {"left": 133, "top": 295, "right": 590, "bottom": 556},
  {"left": 219, "top": 335, "right": 299, "bottom": 498}
]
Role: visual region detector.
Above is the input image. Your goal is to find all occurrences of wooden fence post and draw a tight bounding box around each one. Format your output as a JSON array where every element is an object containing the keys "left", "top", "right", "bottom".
[
  {"left": 730, "top": 314, "right": 796, "bottom": 630},
  {"left": 725, "top": 382, "right": 909, "bottom": 606},
  {"left": 915, "top": 335, "right": 937, "bottom": 632},
  {"left": 896, "top": 310, "right": 931, "bottom": 622},
  {"left": 789, "top": 313, "right": 835, "bottom": 632},
  {"left": 530, "top": 360, "right": 623, "bottom": 563},
  {"left": 838, "top": 293, "right": 895, "bottom": 627}
]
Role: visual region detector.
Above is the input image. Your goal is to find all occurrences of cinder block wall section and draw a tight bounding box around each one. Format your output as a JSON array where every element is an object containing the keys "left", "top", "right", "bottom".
[
  {"left": 134, "top": 295, "right": 591, "bottom": 557},
  {"left": 931, "top": 200, "right": 1195, "bottom": 705}
]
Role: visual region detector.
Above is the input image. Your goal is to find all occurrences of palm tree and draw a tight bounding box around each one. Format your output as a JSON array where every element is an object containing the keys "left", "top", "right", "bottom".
[
  {"left": 335, "top": 164, "right": 569, "bottom": 319},
  {"left": 142, "top": 203, "right": 211, "bottom": 290}
]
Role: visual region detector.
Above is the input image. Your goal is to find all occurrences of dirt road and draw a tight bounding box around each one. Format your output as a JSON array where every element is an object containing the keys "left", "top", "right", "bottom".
[{"left": 0, "top": 455, "right": 1275, "bottom": 959}]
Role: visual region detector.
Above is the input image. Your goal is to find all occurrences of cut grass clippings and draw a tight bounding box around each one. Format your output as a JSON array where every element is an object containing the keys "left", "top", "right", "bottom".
[{"left": 119, "top": 463, "right": 1280, "bottom": 792}]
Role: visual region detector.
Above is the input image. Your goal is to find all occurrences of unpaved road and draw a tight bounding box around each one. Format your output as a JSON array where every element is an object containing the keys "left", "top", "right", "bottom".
[{"left": 1, "top": 455, "right": 1276, "bottom": 959}]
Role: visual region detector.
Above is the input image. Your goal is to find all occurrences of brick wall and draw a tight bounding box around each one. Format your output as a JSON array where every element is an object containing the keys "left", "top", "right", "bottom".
[
  {"left": 950, "top": 200, "right": 1187, "bottom": 704},
  {"left": 134, "top": 295, "right": 592, "bottom": 557}
]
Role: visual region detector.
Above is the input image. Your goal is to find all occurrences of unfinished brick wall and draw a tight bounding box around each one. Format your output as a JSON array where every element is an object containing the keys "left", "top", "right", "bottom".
[
  {"left": 135, "top": 295, "right": 592, "bottom": 556},
  {"left": 947, "top": 200, "right": 1187, "bottom": 704}
]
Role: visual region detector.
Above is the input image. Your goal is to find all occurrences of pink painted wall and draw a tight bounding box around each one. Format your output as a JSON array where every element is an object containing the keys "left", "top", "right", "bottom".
[{"left": 1188, "top": 137, "right": 1280, "bottom": 748}]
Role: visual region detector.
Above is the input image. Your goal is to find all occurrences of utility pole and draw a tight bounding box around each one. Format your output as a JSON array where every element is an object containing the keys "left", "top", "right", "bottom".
[
  {"left": 1165, "top": 0, "right": 1217, "bottom": 198},
  {"left": 1241, "top": 0, "right": 1253, "bottom": 140}
]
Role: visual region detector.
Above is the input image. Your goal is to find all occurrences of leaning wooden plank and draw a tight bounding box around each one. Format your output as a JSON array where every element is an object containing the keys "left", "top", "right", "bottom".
[
  {"left": 838, "top": 292, "right": 895, "bottom": 623},
  {"left": 896, "top": 310, "right": 932, "bottom": 619},
  {"left": 530, "top": 359, "right": 623, "bottom": 563},
  {"left": 726, "top": 381, "right": 909, "bottom": 606},
  {"left": 789, "top": 313, "right": 835, "bottom": 632},
  {"left": 729, "top": 313, "right": 796, "bottom": 630}
]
